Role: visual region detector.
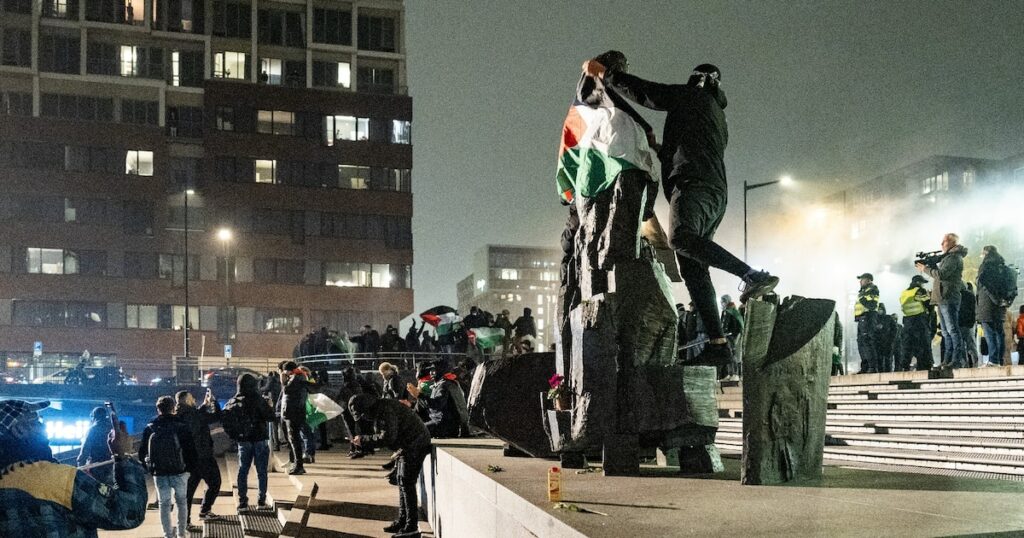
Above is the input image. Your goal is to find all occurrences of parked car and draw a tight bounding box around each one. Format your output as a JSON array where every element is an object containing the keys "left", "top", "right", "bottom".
[
  {"left": 201, "top": 367, "right": 263, "bottom": 397},
  {"left": 32, "top": 366, "right": 127, "bottom": 386}
]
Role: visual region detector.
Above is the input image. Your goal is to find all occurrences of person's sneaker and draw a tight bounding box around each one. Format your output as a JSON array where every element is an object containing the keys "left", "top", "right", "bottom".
[
  {"left": 288, "top": 467, "right": 306, "bottom": 475},
  {"left": 302, "top": 455, "right": 314, "bottom": 464},
  {"left": 739, "top": 270, "right": 780, "bottom": 303},
  {"left": 187, "top": 523, "right": 202, "bottom": 532},
  {"left": 237, "top": 502, "right": 249, "bottom": 513},
  {"left": 382, "top": 459, "right": 396, "bottom": 470},
  {"left": 198, "top": 511, "right": 221, "bottom": 521},
  {"left": 392, "top": 529, "right": 421, "bottom": 538},
  {"left": 383, "top": 520, "right": 403, "bottom": 533},
  {"left": 349, "top": 451, "right": 366, "bottom": 459},
  {"left": 257, "top": 499, "right": 270, "bottom": 510},
  {"left": 688, "top": 341, "right": 733, "bottom": 367}
]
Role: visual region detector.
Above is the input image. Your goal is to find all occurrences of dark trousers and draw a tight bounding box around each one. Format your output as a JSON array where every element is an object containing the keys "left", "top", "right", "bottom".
[
  {"left": 901, "top": 315, "right": 933, "bottom": 370},
  {"left": 668, "top": 183, "right": 750, "bottom": 340},
  {"left": 396, "top": 447, "right": 430, "bottom": 531},
  {"left": 856, "top": 312, "right": 879, "bottom": 373},
  {"left": 186, "top": 456, "right": 222, "bottom": 521},
  {"left": 284, "top": 417, "right": 305, "bottom": 468},
  {"left": 269, "top": 418, "right": 281, "bottom": 449}
]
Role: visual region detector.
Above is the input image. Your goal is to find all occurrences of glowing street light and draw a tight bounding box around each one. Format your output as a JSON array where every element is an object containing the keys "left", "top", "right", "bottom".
[
  {"left": 744, "top": 175, "right": 795, "bottom": 261},
  {"left": 217, "top": 227, "right": 233, "bottom": 242}
]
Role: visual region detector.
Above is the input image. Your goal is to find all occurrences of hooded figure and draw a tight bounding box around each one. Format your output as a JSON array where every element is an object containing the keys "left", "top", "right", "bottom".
[
  {"left": 348, "top": 394, "right": 430, "bottom": 537},
  {"left": 594, "top": 59, "right": 779, "bottom": 368},
  {"left": 77, "top": 406, "right": 113, "bottom": 482},
  {"left": 224, "top": 373, "right": 275, "bottom": 510}
]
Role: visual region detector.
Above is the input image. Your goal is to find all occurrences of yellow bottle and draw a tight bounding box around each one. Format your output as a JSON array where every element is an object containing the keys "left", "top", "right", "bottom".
[{"left": 547, "top": 466, "right": 561, "bottom": 502}]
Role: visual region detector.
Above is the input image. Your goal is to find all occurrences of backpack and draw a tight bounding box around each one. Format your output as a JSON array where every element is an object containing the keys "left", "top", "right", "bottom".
[
  {"left": 988, "top": 264, "right": 1019, "bottom": 307},
  {"left": 221, "top": 398, "right": 259, "bottom": 441},
  {"left": 145, "top": 421, "right": 186, "bottom": 474}
]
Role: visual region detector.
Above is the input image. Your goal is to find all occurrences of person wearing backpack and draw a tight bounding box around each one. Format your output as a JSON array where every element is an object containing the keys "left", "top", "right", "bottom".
[
  {"left": 222, "top": 373, "right": 276, "bottom": 512},
  {"left": 175, "top": 389, "right": 222, "bottom": 525},
  {"left": 138, "top": 396, "right": 197, "bottom": 538},
  {"left": 977, "top": 245, "right": 1013, "bottom": 366}
]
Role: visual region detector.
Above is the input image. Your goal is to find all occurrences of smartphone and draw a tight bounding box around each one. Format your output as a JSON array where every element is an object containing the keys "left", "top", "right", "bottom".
[{"left": 104, "top": 401, "right": 119, "bottom": 430}]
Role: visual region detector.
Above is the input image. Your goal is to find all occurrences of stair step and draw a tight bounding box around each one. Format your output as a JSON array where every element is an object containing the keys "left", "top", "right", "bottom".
[
  {"left": 831, "top": 399, "right": 1024, "bottom": 410},
  {"left": 203, "top": 514, "right": 245, "bottom": 538}
]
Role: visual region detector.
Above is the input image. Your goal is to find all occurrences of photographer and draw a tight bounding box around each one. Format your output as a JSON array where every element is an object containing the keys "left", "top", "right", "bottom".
[{"left": 915, "top": 233, "right": 968, "bottom": 369}]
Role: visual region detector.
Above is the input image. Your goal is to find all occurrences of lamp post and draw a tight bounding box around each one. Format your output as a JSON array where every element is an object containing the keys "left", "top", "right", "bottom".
[
  {"left": 216, "top": 227, "right": 233, "bottom": 347},
  {"left": 183, "top": 188, "right": 195, "bottom": 359},
  {"left": 743, "top": 175, "right": 793, "bottom": 261}
]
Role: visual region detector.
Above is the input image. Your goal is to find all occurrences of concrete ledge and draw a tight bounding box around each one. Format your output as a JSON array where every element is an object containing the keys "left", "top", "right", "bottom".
[{"left": 423, "top": 445, "right": 587, "bottom": 538}]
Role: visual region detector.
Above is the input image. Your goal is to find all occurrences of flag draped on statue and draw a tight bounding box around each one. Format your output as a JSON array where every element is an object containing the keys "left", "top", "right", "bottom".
[{"left": 555, "top": 74, "right": 660, "bottom": 204}]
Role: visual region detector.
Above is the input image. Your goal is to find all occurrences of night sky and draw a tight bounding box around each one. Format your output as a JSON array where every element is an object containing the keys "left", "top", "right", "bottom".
[{"left": 404, "top": 0, "right": 1024, "bottom": 315}]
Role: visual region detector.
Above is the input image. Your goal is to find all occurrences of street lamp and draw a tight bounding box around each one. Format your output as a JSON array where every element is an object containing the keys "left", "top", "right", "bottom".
[
  {"left": 183, "top": 189, "right": 195, "bottom": 359},
  {"left": 743, "top": 176, "right": 793, "bottom": 261},
  {"left": 216, "top": 227, "right": 233, "bottom": 348}
]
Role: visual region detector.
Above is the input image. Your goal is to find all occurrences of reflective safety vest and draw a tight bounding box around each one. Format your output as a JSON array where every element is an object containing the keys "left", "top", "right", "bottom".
[
  {"left": 900, "top": 287, "right": 927, "bottom": 317},
  {"left": 854, "top": 284, "right": 880, "bottom": 317}
]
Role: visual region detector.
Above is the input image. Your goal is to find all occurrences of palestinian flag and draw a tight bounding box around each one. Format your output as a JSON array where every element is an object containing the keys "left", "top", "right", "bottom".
[
  {"left": 469, "top": 327, "right": 505, "bottom": 350},
  {"left": 420, "top": 306, "right": 462, "bottom": 337},
  {"left": 555, "top": 74, "right": 659, "bottom": 204}
]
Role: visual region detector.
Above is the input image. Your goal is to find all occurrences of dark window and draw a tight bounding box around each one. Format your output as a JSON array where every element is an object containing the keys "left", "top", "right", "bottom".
[
  {"left": 64, "top": 146, "right": 122, "bottom": 174},
  {"left": 124, "top": 251, "right": 158, "bottom": 278},
  {"left": 258, "top": 9, "right": 304, "bottom": 47},
  {"left": 1, "top": 91, "right": 32, "bottom": 116},
  {"left": 122, "top": 201, "right": 154, "bottom": 235},
  {"left": 43, "top": 0, "right": 80, "bottom": 18},
  {"left": 13, "top": 301, "right": 107, "bottom": 327},
  {"left": 312, "top": 60, "right": 350, "bottom": 89},
  {"left": 1, "top": 27, "right": 31, "bottom": 67},
  {"left": 86, "top": 41, "right": 118, "bottom": 75},
  {"left": 0, "top": 141, "right": 63, "bottom": 169},
  {"left": 313, "top": 8, "right": 351, "bottom": 45},
  {"left": 253, "top": 258, "right": 304, "bottom": 284},
  {"left": 254, "top": 308, "right": 302, "bottom": 334},
  {"left": 168, "top": 157, "right": 200, "bottom": 189},
  {"left": 171, "top": 50, "right": 204, "bottom": 87},
  {"left": 39, "top": 31, "right": 80, "bottom": 74},
  {"left": 156, "top": 0, "right": 204, "bottom": 33},
  {"left": 168, "top": 106, "right": 202, "bottom": 137},
  {"left": 158, "top": 253, "right": 199, "bottom": 284},
  {"left": 357, "top": 15, "right": 396, "bottom": 52},
  {"left": 276, "top": 160, "right": 332, "bottom": 187},
  {"left": 85, "top": 0, "right": 141, "bottom": 23},
  {"left": 166, "top": 206, "right": 206, "bottom": 231},
  {"left": 212, "top": 0, "right": 251, "bottom": 38},
  {"left": 357, "top": 66, "right": 395, "bottom": 94},
  {"left": 253, "top": 208, "right": 304, "bottom": 243},
  {"left": 121, "top": 99, "right": 159, "bottom": 125},
  {"left": 215, "top": 105, "right": 234, "bottom": 131},
  {"left": 212, "top": 156, "right": 252, "bottom": 182},
  {"left": 1, "top": 0, "right": 32, "bottom": 13},
  {"left": 283, "top": 59, "right": 305, "bottom": 87},
  {"left": 64, "top": 197, "right": 109, "bottom": 225}
]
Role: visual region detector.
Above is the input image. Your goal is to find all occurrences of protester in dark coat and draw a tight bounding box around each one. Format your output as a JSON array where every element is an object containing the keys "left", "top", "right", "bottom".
[
  {"left": 349, "top": 394, "right": 431, "bottom": 537},
  {"left": 977, "top": 245, "right": 1010, "bottom": 365},
  {"left": 77, "top": 406, "right": 113, "bottom": 483},
  {"left": 279, "top": 362, "right": 321, "bottom": 475},
  {"left": 175, "top": 389, "right": 222, "bottom": 523},
  {"left": 225, "top": 373, "right": 275, "bottom": 510}
]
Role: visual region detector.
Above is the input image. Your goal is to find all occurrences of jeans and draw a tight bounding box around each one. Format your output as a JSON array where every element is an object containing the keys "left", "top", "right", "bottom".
[
  {"left": 237, "top": 440, "right": 270, "bottom": 504},
  {"left": 155, "top": 473, "right": 189, "bottom": 538},
  {"left": 186, "top": 456, "right": 221, "bottom": 521},
  {"left": 980, "top": 321, "right": 1006, "bottom": 365},
  {"left": 938, "top": 303, "right": 965, "bottom": 368}
]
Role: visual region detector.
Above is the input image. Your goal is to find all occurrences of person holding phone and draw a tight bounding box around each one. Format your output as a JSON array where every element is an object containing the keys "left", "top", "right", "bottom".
[{"left": 175, "top": 389, "right": 223, "bottom": 525}]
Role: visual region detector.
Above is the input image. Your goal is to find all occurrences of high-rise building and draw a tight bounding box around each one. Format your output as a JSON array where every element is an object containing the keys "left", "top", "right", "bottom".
[
  {"left": 456, "top": 245, "right": 561, "bottom": 350},
  {"left": 0, "top": 0, "right": 413, "bottom": 376}
]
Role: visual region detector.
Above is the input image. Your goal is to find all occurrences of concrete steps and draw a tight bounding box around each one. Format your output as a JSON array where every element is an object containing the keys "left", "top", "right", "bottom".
[{"left": 716, "top": 372, "right": 1024, "bottom": 479}]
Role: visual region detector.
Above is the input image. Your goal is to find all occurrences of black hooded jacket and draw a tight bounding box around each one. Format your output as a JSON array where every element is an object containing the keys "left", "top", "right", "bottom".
[
  {"left": 176, "top": 397, "right": 221, "bottom": 460},
  {"left": 605, "top": 71, "right": 728, "bottom": 197},
  {"left": 349, "top": 395, "right": 430, "bottom": 453},
  {"left": 225, "top": 373, "right": 275, "bottom": 442}
]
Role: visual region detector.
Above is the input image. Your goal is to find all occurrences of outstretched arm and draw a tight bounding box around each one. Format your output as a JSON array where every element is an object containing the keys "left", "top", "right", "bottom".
[{"left": 604, "top": 71, "right": 678, "bottom": 112}]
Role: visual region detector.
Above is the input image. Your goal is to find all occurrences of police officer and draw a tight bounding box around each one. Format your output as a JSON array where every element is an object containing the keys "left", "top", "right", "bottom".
[
  {"left": 899, "top": 275, "right": 934, "bottom": 370},
  {"left": 855, "top": 273, "right": 881, "bottom": 373}
]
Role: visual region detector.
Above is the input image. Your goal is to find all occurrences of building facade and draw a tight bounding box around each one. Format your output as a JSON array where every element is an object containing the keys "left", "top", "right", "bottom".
[
  {"left": 456, "top": 245, "right": 560, "bottom": 351},
  {"left": 0, "top": 0, "right": 413, "bottom": 377}
]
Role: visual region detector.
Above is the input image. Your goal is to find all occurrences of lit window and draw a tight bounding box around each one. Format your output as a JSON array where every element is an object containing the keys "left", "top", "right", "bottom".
[
  {"left": 260, "top": 58, "right": 282, "bottom": 85},
  {"left": 475, "top": 279, "right": 486, "bottom": 291},
  {"left": 323, "top": 262, "right": 370, "bottom": 287},
  {"left": 391, "top": 120, "right": 411, "bottom": 144},
  {"left": 171, "top": 305, "right": 200, "bottom": 330},
  {"left": 257, "top": 110, "right": 295, "bottom": 135},
  {"left": 255, "top": 159, "right": 276, "bottom": 183},
  {"left": 500, "top": 268, "right": 518, "bottom": 280},
  {"left": 171, "top": 51, "right": 180, "bottom": 86},
  {"left": 338, "top": 165, "right": 369, "bottom": 189},
  {"left": 125, "top": 150, "right": 154, "bottom": 176},
  {"left": 27, "top": 248, "right": 67, "bottom": 274},
  {"left": 324, "top": 115, "right": 369, "bottom": 144},
  {"left": 962, "top": 168, "right": 975, "bottom": 188},
  {"left": 126, "top": 304, "right": 158, "bottom": 329},
  {"left": 120, "top": 45, "right": 139, "bottom": 76},
  {"left": 213, "top": 51, "right": 247, "bottom": 79},
  {"left": 537, "top": 319, "right": 544, "bottom": 330},
  {"left": 370, "top": 264, "right": 391, "bottom": 288},
  {"left": 337, "top": 62, "right": 351, "bottom": 87}
]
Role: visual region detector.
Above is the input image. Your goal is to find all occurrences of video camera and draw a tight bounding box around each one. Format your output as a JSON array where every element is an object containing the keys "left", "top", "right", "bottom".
[{"left": 914, "top": 250, "right": 943, "bottom": 268}]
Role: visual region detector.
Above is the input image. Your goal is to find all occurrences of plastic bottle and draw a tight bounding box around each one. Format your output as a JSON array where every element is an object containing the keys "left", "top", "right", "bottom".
[{"left": 547, "top": 466, "right": 561, "bottom": 502}]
